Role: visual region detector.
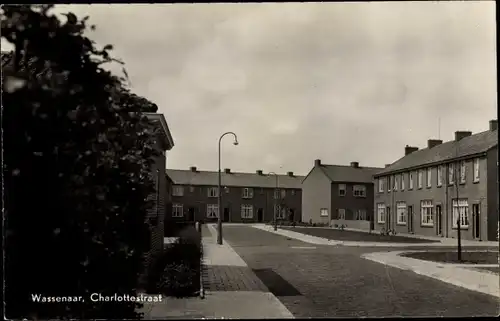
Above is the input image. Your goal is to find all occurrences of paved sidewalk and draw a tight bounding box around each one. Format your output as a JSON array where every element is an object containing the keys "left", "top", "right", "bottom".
[
  {"left": 361, "top": 250, "right": 500, "bottom": 298},
  {"left": 252, "top": 224, "right": 342, "bottom": 245},
  {"left": 254, "top": 224, "right": 499, "bottom": 248},
  {"left": 140, "top": 224, "right": 294, "bottom": 319}
]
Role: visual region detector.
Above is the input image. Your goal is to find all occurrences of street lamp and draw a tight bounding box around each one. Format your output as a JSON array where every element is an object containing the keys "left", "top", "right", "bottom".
[
  {"left": 268, "top": 172, "right": 279, "bottom": 231},
  {"left": 217, "top": 132, "right": 239, "bottom": 245}
]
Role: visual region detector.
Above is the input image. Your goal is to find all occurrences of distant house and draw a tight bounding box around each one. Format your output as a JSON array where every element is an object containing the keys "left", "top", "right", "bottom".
[
  {"left": 301, "top": 160, "right": 382, "bottom": 229},
  {"left": 165, "top": 167, "right": 304, "bottom": 223},
  {"left": 142, "top": 113, "right": 174, "bottom": 277},
  {"left": 374, "top": 120, "right": 498, "bottom": 241}
]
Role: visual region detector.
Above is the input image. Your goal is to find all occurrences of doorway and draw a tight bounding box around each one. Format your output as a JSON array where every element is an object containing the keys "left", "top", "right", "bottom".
[
  {"left": 473, "top": 204, "right": 480, "bottom": 239},
  {"left": 289, "top": 209, "right": 295, "bottom": 222},
  {"left": 407, "top": 206, "right": 414, "bottom": 233},
  {"left": 386, "top": 206, "right": 391, "bottom": 231},
  {"left": 223, "top": 208, "right": 230, "bottom": 222},
  {"left": 188, "top": 207, "right": 195, "bottom": 222},
  {"left": 257, "top": 208, "right": 264, "bottom": 223},
  {"left": 436, "top": 205, "right": 442, "bottom": 236}
]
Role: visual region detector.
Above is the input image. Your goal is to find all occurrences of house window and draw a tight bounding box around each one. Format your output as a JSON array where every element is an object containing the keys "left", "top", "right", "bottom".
[
  {"left": 339, "top": 184, "right": 346, "bottom": 196},
  {"left": 207, "top": 204, "right": 219, "bottom": 218},
  {"left": 189, "top": 186, "right": 195, "bottom": 193},
  {"left": 459, "top": 161, "right": 466, "bottom": 184},
  {"left": 377, "top": 203, "right": 386, "bottom": 223},
  {"left": 172, "top": 186, "right": 184, "bottom": 196},
  {"left": 448, "top": 163, "right": 455, "bottom": 185},
  {"left": 409, "top": 172, "right": 414, "bottom": 190},
  {"left": 396, "top": 202, "right": 407, "bottom": 225},
  {"left": 281, "top": 189, "right": 286, "bottom": 198},
  {"left": 291, "top": 190, "right": 296, "bottom": 196},
  {"left": 401, "top": 174, "right": 405, "bottom": 191},
  {"left": 388, "top": 176, "right": 392, "bottom": 192},
  {"left": 208, "top": 187, "right": 219, "bottom": 198},
  {"left": 355, "top": 209, "right": 367, "bottom": 221},
  {"left": 473, "top": 158, "right": 480, "bottom": 182},
  {"left": 241, "top": 205, "right": 253, "bottom": 219},
  {"left": 437, "top": 165, "right": 443, "bottom": 187},
  {"left": 280, "top": 207, "right": 287, "bottom": 219},
  {"left": 417, "top": 170, "right": 423, "bottom": 189},
  {"left": 274, "top": 189, "right": 280, "bottom": 199},
  {"left": 393, "top": 176, "right": 398, "bottom": 191},
  {"left": 172, "top": 204, "right": 184, "bottom": 217},
  {"left": 452, "top": 199, "right": 469, "bottom": 228},
  {"left": 274, "top": 205, "right": 285, "bottom": 219},
  {"left": 338, "top": 209, "right": 346, "bottom": 220},
  {"left": 353, "top": 185, "right": 366, "bottom": 197},
  {"left": 242, "top": 188, "right": 254, "bottom": 199},
  {"left": 320, "top": 208, "right": 329, "bottom": 217},
  {"left": 420, "top": 200, "right": 433, "bottom": 226},
  {"left": 378, "top": 178, "right": 384, "bottom": 193},
  {"left": 426, "top": 168, "right": 432, "bottom": 188}
]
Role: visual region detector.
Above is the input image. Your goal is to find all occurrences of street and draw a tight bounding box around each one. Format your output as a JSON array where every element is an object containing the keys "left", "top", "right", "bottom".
[{"left": 221, "top": 225, "right": 499, "bottom": 318}]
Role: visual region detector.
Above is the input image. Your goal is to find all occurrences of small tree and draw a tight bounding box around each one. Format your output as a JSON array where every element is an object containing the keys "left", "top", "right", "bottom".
[{"left": 3, "top": 5, "right": 160, "bottom": 319}]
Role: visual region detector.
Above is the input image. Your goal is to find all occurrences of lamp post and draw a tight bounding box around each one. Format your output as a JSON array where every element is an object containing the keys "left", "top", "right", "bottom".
[
  {"left": 217, "top": 132, "right": 239, "bottom": 245},
  {"left": 268, "top": 172, "right": 279, "bottom": 231}
]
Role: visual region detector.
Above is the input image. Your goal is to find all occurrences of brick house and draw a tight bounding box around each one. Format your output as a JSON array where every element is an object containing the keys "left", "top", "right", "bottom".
[
  {"left": 142, "top": 113, "right": 174, "bottom": 275},
  {"left": 165, "top": 167, "right": 303, "bottom": 223},
  {"left": 373, "top": 120, "right": 498, "bottom": 241},
  {"left": 301, "top": 160, "right": 382, "bottom": 229}
]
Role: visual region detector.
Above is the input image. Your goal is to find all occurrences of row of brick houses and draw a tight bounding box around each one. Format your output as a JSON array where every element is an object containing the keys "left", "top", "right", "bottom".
[
  {"left": 299, "top": 119, "right": 498, "bottom": 242},
  {"left": 374, "top": 120, "right": 498, "bottom": 241},
  {"left": 165, "top": 167, "right": 303, "bottom": 223}
]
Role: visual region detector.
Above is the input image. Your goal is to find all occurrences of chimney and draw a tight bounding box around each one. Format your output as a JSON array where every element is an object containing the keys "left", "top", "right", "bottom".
[
  {"left": 350, "top": 162, "right": 359, "bottom": 168},
  {"left": 256, "top": 170, "right": 263, "bottom": 175},
  {"left": 427, "top": 139, "right": 443, "bottom": 149},
  {"left": 490, "top": 119, "right": 498, "bottom": 131},
  {"left": 190, "top": 166, "right": 197, "bottom": 172},
  {"left": 314, "top": 159, "right": 321, "bottom": 166},
  {"left": 405, "top": 145, "right": 419, "bottom": 156},
  {"left": 455, "top": 131, "right": 472, "bottom": 141},
  {"left": 287, "top": 171, "right": 294, "bottom": 177},
  {"left": 385, "top": 164, "right": 391, "bottom": 168},
  {"left": 224, "top": 168, "right": 231, "bottom": 174}
]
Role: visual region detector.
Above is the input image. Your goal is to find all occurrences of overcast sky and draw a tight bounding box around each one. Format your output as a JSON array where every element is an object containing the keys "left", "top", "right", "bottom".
[{"left": 5, "top": 2, "right": 497, "bottom": 175}]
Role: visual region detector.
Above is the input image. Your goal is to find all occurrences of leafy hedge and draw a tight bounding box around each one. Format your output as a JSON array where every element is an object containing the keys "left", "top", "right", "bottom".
[
  {"left": 147, "top": 226, "right": 203, "bottom": 297},
  {"left": 3, "top": 5, "right": 161, "bottom": 319}
]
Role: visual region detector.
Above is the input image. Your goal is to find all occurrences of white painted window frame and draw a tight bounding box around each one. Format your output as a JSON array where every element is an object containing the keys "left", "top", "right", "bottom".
[
  {"left": 420, "top": 200, "right": 434, "bottom": 226},
  {"left": 172, "top": 204, "right": 184, "bottom": 217},
  {"left": 452, "top": 199, "right": 469, "bottom": 228},
  {"left": 396, "top": 202, "right": 407, "bottom": 225}
]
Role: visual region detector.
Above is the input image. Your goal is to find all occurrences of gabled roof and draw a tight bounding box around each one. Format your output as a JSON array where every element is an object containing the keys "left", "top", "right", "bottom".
[
  {"left": 145, "top": 113, "right": 175, "bottom": 151},
  {"left": 375, "top": 129, "right": 498, "bottom": 177},
  {"left": 166, "top": 169, "right": 304, "bottom": 189},
  {"left": 317, "top": 164, "right": 383, "bottom": 183}
]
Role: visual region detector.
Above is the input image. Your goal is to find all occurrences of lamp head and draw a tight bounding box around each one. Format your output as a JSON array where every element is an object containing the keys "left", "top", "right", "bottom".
[{"left": 233, "top": 140, "right": 239, "bottom": 146}]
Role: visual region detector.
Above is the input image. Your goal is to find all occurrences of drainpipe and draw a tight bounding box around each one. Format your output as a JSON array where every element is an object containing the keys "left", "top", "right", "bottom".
[{"left": 445, "top": 181, "right": 449, "bottom": 238}]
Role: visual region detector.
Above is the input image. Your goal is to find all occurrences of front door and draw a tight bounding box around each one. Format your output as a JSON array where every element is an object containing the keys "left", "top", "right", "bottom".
[
  {"left": 289, "top": 209, "right": 295, "bottom": 222},
  {"left": 386, "top": 206, "right": 391, "bottom": 230},
  {"left": 473, "top": 204, "right": 480, "bottom": 239},
  {"left": 436, "top": 205, "right": 442, "bottom": 236},
  {"left": 257, "top": 208, "right": 263, "bottom": 222},
  {"left": 188, "top": 207, "right": 195, "bottom": 222},
  {"left": 223, "top": 208, "right": 230, "bottom": 222},
  {"left": 407, "top": 206, "right": 414, "bottom": 233}
]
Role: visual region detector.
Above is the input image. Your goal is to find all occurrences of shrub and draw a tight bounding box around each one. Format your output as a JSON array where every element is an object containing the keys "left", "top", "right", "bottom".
[
  {"left": 148, "top": 226, "right": 203, "bottom": 297},
  {"left": 3, "top": 5, "right": 160, "bottom": 319}
]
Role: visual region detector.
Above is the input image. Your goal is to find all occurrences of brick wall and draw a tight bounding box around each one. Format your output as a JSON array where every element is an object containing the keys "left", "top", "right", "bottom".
[{"left": 167, "top": 185, "right": 302, "bottom": 223}]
